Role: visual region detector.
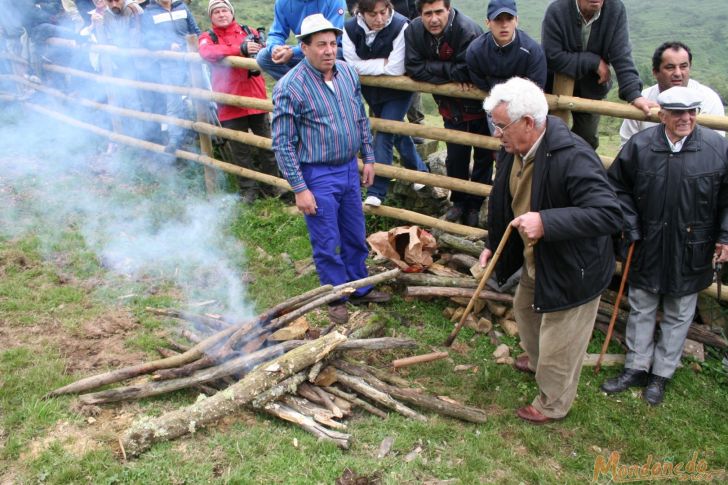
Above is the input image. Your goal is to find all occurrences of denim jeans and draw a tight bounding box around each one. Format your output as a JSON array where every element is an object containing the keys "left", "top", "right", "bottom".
[
  {"left": 367, "top": 94, "right": 429, "bottom": 200},
  {"left": 158, "top": 60, "right": 190, "bottom": 148}
]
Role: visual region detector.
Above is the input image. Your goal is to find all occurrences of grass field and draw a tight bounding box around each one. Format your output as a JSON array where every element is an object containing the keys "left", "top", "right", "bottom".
[{"left": 1, "top": 108, "right": 727, "bottom": 484}]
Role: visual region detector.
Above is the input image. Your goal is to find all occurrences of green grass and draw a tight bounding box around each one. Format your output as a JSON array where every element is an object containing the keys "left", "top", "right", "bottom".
[{"left": 2, "top": 196, "right": 727, "bottom": 483}]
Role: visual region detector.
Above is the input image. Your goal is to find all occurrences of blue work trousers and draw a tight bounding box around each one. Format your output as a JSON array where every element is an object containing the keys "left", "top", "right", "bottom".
[
  {"left": 367, "top": 94, "right": 429, "bottom": 201},
  {"left": 301, "top": 158, "right": 372, "bottom": 298}
]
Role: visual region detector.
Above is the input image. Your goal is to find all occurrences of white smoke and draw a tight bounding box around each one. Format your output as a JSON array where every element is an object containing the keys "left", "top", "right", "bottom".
[{"left": 0, "top": 106, "right": 254, "bottom": 322}]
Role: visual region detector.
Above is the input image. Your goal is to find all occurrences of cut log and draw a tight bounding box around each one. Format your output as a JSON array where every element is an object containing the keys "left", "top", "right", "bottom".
[
  {"left": 323, "top": 385, "right": 388, "bottom": 419},
  {"left": 47, "top": 322, "right": 243, "bottom": 397},
  {"left": 79, "top": 341, "right": 303, "bottom": 405},
  {"left": 250, "top": 371, "right": 308, "bottom": 409},
  {"left": 338, "top": 337, "right": 418, "bottom": 351},
  {"left": 448, "top": 254, "right": 479, "bottom": 273},
  {"left": 147, "top": 307, "right": 230, "bottom": 332},
  {"left": 279, "top": 395, "right": 347, "bottom": 429},
  {"left": 309, "top": 387, "right": 344, "bottom": 419},
  {"left": 426, "top": 263, "right": 469, "bottom": 278},
  {"left": 332, "top": 360, "right": 488, "bottom": 423},
  {"left": 340, "top": 358, "right": 411, "bottom": 388},
  {"left": 437, "top": 233, "right": 485, "bottom": 257},
  {"left": 392, "top": 352, "right": 449, "bottom": 369},
  {"left": 405, "top": 286, "right": 514, "bottom": 304},
  {"left": 397, "top": 273, "right": 478, "bottom": 288},
  {"left": 263, "top": 402, "right": 351, "bottom": 449},
  {"left": 119, "top": 332, "right": 347, "bottom": 457},
  {"left": 335, "top": 371, "right": 427, "bottom": 422}
]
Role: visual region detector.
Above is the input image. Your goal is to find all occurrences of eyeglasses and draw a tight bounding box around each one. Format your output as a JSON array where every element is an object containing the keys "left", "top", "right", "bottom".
[
  {"left": 666, "top": 108, "right": 700, "bottom": 117},
  {"left": 489, "top": 115, "right": 523, "bottom": 136}
]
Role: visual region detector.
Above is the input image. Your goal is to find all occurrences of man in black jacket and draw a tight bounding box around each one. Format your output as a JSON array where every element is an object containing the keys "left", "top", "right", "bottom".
[
  {"left": 405, "top": 0, "right": 489, "bottom": 227},
  {"left": 541, "top": 0, "right": 654, "bottom": 149},
  {"left": 479, "top": 77, "right": 621, "bottom": 424},
  {"left": 602, "top": 86, "right": 728, "bottom": 406}
]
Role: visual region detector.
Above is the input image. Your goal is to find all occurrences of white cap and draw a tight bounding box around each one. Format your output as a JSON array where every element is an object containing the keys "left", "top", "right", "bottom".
[
  {"left": 295, "top": 13, "right": 343, "bottom": 40},
  {"left": 657, "top": 86, "right": 702, "bottom": 111}
]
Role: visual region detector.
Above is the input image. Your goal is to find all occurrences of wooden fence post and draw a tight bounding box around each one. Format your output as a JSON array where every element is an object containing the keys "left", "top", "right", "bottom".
[
  {"left": 185, "top": 35, "right": 218, "bottom": 194},
  {"left": 551, "top": 72, "right": 575, "bottom": 124}
]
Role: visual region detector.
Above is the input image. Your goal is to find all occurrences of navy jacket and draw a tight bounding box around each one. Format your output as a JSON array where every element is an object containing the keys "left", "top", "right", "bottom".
[
  {"left": 488, "top": 116, "right": 622, "bottom": 312},
  {"left": 142, "top": 0, "right": 200, "bottom": 51},
  {"left": 465, "top": 29, "right": 546, "bottom": 92}
]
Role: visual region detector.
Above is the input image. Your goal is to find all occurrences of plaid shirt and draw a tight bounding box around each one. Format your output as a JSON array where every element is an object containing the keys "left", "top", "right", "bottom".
[{"left": 272, "top": 59, "right": 375, "bottom": 193}]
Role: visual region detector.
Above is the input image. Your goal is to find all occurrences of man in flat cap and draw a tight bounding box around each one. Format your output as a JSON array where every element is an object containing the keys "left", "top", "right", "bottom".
[{"left": 602, "top": 86, "right": 728, "bottom": 405}]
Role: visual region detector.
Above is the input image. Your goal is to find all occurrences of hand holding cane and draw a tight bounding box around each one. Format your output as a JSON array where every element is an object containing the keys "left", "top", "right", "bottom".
[
  {"left": 595, "top": 241, "right": 635, "bottom": 373},
  {"left": 444, "top": 223, "right": 514, "bottom": 347}
]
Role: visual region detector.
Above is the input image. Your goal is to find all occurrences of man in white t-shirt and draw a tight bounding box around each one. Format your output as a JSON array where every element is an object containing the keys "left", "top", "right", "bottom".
[{"left": 620, "top": 41, "right": 725, "bottom": 145}]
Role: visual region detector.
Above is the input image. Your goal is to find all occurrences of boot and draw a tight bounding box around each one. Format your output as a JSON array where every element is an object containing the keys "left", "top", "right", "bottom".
[
  {"left": 600, "top": 368, "right": 648, "bottom": 394},
  {"left": 643, "top": 374, "right": 668, "bottom": 406}
]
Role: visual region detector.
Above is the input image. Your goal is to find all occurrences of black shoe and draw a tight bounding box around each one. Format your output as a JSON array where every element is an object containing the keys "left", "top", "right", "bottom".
[
  {"left": 643, "top": 374, "right": 668, "bottom": 406},
  {"left": 412, "top": 136, "right": 425, "bottom": 144},
  {"left": 600, "top": 368, "right": 648, "bottom": 394},
  {"left": 444, "top": 205, "right": 464, "bottom": 223}
]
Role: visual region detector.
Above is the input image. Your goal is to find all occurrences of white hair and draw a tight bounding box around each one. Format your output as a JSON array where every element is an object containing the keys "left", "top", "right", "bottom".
[{"left": 482, "top": 77, "right": 548, "bottom": 127}]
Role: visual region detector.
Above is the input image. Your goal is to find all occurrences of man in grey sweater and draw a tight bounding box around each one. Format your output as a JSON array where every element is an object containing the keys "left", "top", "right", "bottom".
[{"left": 541, "top": 0, "right": 654, "bottom": 149}]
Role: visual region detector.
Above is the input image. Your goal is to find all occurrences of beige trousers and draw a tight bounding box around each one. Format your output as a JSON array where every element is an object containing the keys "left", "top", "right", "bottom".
[{"left": 514, "top": 270, "right": 599, "bottom": 419}]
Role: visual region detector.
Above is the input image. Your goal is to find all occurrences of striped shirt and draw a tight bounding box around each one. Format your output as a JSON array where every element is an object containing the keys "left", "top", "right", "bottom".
[{"left": 272, "top": 59, "right": 375, "bottom": 193}]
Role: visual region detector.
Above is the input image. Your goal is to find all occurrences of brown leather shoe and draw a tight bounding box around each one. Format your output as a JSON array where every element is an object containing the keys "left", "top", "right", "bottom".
[
  {"left": 514, "top": 354, "right": 534, "bottom": 374},
  {"left": 328, "top": 304, "right": 349, "bottom": 324},
  {"left": 349, "top": 290, "right": 391, "bottom": 305},
  {"left": 516, "top": 405, "right": 558, "bottom": 425}
]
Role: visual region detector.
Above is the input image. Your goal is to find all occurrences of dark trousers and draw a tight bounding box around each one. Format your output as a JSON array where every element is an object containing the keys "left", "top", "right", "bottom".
[
  {"left": 301, "top": 158, "right": 372, "bottom": 298},
  {"left": 571, "top": 111, "right": 601, "bottom": 150},
  {"left": 443, "top": 117, "right": 493, "bottom": 209},
  {"left": 221, "top": 113, "right": 279, "bottom": 191}
]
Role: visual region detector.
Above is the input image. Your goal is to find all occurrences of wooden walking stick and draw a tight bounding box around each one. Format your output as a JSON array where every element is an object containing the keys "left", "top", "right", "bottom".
[
  {"left": 444, "top": 224, "right": 514, "bottom": 347},
  {"left": 595, "top": 241, "right": 635, "bottom": 373}
]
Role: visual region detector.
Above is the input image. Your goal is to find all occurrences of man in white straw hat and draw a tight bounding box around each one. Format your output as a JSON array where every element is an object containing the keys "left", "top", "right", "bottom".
[
  {"left": 603, "top": 86, "right": 728, "bottom": 406},
  {"left": 272, "top": 14, "right": 391, "bottom": 325}
]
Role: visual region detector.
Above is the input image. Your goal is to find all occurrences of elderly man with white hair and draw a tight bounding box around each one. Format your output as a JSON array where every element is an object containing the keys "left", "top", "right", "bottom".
[{"left": 479, "top": 77, "right": 621, "bottom": 424}]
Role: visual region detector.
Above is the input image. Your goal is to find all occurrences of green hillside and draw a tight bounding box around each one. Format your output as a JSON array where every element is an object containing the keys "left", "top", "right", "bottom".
[{"left": 196, "top": 0, "right": 728, "bottom": 101}]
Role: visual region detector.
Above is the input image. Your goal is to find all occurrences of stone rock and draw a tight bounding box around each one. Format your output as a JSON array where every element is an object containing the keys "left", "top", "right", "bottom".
[
  {"left": 495, "top": 356, "right": 514, "bottom": 365},
  {"left": 492, "top": 343, "right": 510, "bottom": 359},
  {"left": 500, "top": 319, "right": 519, "bottom": 337}
]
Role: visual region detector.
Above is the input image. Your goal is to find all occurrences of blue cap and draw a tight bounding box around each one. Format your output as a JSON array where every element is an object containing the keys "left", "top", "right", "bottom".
[{"left": 487, "top": 0, "right": 517, "bottom": 20}]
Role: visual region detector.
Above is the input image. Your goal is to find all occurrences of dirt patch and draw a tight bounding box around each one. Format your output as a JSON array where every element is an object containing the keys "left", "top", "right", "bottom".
[
  {"left": 21, "top": 408, "right": 138, "bottom": 462},
  {"left": 0, "top": 308, "right": 146, "bottom": 375}
]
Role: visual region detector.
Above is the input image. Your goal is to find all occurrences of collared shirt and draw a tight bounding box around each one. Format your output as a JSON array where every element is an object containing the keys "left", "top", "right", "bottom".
[
  {"left": 576, "top": 0, "right": 601, "bottom": 50},
  {"left": 665, "top": 131, "right": 688, "bottom": 152},
  {"left": 272, "top": 58, "right": 375, "bottom": 192}
]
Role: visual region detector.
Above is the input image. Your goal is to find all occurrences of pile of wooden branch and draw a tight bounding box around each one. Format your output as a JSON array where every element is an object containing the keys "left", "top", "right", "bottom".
[
  {"left": 400, "top": 233, "right": 728, "bottom": 361},
  {"left": 46, "top": 268, "right": 489, "bottom": 457}
]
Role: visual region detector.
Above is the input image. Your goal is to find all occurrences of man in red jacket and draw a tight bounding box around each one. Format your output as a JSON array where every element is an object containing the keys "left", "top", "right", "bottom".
[{"left": 199, "top": 0, "right": 281, "bottom": 202}]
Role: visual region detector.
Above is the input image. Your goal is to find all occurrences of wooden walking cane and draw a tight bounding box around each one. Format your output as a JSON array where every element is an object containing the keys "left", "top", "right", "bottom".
[
  {"left": 595, "top": 241, "right": 635, "bottom": 373},
  {"left": 444, "top": 224, "right": 514, "bottom": 347}
]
